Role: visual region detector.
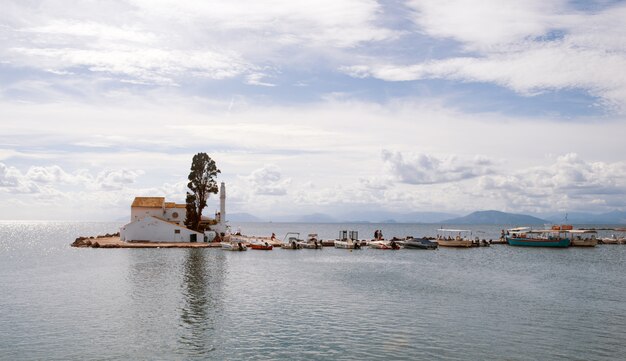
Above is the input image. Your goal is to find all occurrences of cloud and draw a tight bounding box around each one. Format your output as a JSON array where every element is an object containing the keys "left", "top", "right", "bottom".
[
  {"left": 0, "top": 0, "right": 398, "bottom": 88},
  {"left": 342, "top": 1, "right": 626, "bottom": 112},
  {"left": 479, "top": 153, "right": 626, "bottom": 212},
  {"left": 381, "top": 150, "right": 493, "bottom": 185},
  {"left": 95, "top": 169, "right": 145, "bottom": 191},
  {"left": 0, "top": 162, "right": 144, "bottom": 193},
  {"left": 242, "top": 164, "right": 290, "bottom": 196}
]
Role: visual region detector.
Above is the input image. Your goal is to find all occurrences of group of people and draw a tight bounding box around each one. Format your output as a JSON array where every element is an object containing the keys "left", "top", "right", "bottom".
[{"left": 373, "top": 229, "right": 384, "bottom": 240}]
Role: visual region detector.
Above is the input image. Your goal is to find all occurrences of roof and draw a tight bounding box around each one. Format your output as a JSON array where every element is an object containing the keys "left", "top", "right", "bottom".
[
  {"left": 165, "top": 202, "right": 186, "bottom": 209},
  {"left": 131, "top": 197, "right": 165, "bottom": 208}
]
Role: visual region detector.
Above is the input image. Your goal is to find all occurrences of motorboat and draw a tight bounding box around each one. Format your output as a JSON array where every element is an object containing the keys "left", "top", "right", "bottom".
[
  {"left": 404, "top": 237, "right": 438, "bottom": 250},
  {"left": 298, "top": 233, "right": 323, "bottom": 249},
  {"left": 249, "top": 239, "right": 273, "bottom": 250},
  {"left": 221, "top": 241, "right": 247, "bottom": 251},
  {"left": 436, "top": 229, "right": 473, "bottom": 247},
  {"left": 334, "top": 230, "right": 361, "bottom": 249},
  {"left": 281, "top": 232, "right": 303, "bottom": 250},
  {"left": 368, "top": 237, "right": 401, "bottom": 250},
  {"left": 568, "top": 229, "right": 598, "bottom": 247}
]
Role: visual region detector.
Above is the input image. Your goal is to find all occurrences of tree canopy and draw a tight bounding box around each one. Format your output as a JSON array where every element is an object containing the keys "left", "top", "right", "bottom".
[{"left": 184, "top": 153, "right": 220, "bottom": 231}]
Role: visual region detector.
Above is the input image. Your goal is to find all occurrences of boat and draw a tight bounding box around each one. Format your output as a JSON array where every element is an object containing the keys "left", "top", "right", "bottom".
[
  {"left": 404, "top": 237, "right": 438, "bottom": 250},
  {"left": 599, "top": 229, "right": 626, "bottom": 244},
  {"left": 221, "top": 241, "right": 247, "bottom": 251},
  {"left": 249, "top": 239, "right": 273, "bottom": 250},
  {"left": 297, "top": 233, "right": 323, "bottom": 249},
  {"left": 569, "top": 230, "right": 598, "bottom": 247},
  {"left": 506, "top": 225, "right": 570, "bottom": 247},
  {"left": 281, "top": 232, "right": 303, "bottom": 250},
  {"left": 334, "top": 230, "right": 361, "bottom": 249},
  {"left": 436, "top": 229, "right": 473, "bottom": 247},
  {"left": 368, "top": 237, "right": 401, "bottom": 250}
]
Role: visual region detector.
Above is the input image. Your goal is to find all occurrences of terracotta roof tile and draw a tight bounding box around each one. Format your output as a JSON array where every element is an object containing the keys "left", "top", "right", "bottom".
[{"left": 131, "top": 197, "right": 165, "bottom": 208}]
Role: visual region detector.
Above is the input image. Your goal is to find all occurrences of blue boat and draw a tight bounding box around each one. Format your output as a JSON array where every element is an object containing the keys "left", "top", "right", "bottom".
[{"left": 506, "top": 227, "right": 571, "bottom": 248}]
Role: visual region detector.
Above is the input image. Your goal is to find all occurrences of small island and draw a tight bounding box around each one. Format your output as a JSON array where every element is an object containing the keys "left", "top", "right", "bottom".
[{"left": 72, "top": 152, "right": 227, "bottom": 248}]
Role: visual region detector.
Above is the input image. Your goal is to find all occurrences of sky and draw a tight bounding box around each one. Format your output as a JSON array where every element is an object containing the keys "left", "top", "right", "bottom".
[{"left": 1, "top": 0, "right": 626, "bottom": 221}]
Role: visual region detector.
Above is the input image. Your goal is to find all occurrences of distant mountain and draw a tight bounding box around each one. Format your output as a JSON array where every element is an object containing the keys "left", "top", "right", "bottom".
[
  {"left": 295, "top": 213, "right": 338, "bottom": 223},
  {"left": 442, "top": 210, "right": 548, "bottom": 225},
  {"left": 228, "top": 212, "right": 264, "bottom": 222},
  {"left": 339, "top": 211, "right": 459, "bottom": 223},
  {"left": 544, "top": 211, "right": 626, "bottom": 225}
]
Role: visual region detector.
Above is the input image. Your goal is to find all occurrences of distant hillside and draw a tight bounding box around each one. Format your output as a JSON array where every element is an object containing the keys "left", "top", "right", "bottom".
[
  {"left": 228, "top": 212, "right": 264, "bottom": 222},
  {"left": 295, "top": 213, "right": 338, "bottom": 223},
  {"left": 443, "top": 210, "right": 548, "bottom": 225},
  {"left": 544, "top": 211, "right": 626, "bottom": 225},
  {"left": 339, "top": 211, "right": 459, "bottom": 223}
]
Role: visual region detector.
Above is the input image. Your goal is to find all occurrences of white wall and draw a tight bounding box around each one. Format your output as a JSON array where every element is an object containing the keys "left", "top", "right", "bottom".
[
  {"left": 120, "top": 216, "right": 204, "bottom": 242},
  {"left": 164, "top": 207, "right": 186, "bottom": 225},
  {"left": 131, "top": 206, "right": 164, "bottom": 222}
]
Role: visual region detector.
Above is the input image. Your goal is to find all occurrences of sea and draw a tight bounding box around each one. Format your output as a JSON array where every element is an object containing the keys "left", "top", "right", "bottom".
[{"left": 1, "top": 221, "right": 626, "bottom": 361}]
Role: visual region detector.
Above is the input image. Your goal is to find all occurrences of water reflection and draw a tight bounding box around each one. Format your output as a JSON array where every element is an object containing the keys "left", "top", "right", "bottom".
[{"left": 178, "top": 249, "right": 226, "bottom": 356}]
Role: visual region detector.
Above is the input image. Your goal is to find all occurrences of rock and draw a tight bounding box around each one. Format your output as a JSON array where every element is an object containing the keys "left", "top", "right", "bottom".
[{"left": 92, "top": 242, "right": 100, "bottom": 248}]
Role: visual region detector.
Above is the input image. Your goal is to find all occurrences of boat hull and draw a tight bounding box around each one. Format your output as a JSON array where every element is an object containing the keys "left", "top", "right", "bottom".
[
  {"left": 404, "top": 240, "right": 438, "bottom": 250},
  {"left": 506, "top": 237, "right": 570, "bottom": 247},
  {"left": 249, "top": 243, "right": 273, "bottom": 250},
  {"left": 570, "top": 239, "right": 597, "bottom": 247},
  {"left": 437, "top": 239, "right": 472, "bottom": 247}
]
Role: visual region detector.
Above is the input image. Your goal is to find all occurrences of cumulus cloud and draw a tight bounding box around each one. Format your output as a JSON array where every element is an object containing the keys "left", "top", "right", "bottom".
[
  {"left": 0, "top": 0, "right": 397, "bottom": 87},
  {"left": 242, "top": 164, "right": 290, "bottom": 196},
  {"left": 0, "top": 162, "right": 144, "bottom": 193},
  {"left": 343, "top": 1, "right": 626, "bottom": 112},
  {"left": 479, "top": 154, "right": 626, "bottom": 212},
  {"left": 381, "top": 149, "right": 493, "bottom": 185}
]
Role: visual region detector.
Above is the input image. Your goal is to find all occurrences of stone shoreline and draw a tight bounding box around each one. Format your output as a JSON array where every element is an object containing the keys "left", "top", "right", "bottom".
[{"left": 71, "top": 234, "right": 222, "bottom": 248}]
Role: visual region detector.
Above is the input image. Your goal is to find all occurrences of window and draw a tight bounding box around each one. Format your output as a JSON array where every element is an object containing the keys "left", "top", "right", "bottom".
[
  {"left": 172, "top": 212, "right": 179, "bottom": 219},
  {"left": 174, "top": 229, "right": 180, "bottom": 234}
]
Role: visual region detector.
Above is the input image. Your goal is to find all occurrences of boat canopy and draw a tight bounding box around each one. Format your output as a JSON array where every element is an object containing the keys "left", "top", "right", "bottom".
[
  {"left": 437, "top": 228, "right": 471, "bottom": 232},
  {"left": 508, "top": 227, "right": 530, "bottom": 232},
  {"left": 527, "top": 229, "right": 562, "bottom": 233},
  {"left": 567, "top": 229, "right": 597, "bottom": 234}
]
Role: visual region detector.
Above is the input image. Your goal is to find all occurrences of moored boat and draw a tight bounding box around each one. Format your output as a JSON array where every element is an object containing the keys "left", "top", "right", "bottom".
[
  {"left": 221, "top": 241, "right": 247, "bottom": 251},
  {"left": 298, "top": 233, "right": 323, "bottom": 249},
  {"left": 281, "top": 232, "right": 303, "bottom": 249},
  {"left": 436, "top": 229, "right": 473, "bottom": 247},
  {"left": 569, "top": 229, "right": 598, "bottom": 247},
  {"left": 334, "top": 230, "right": 361, "bottom": 249},
  {"left": 506, "top": 226, "right": 570, "bottom": 247},
  {"left": 404, "top": 237, "right": 438, "bottom": 250},
  {"left": 249, "top": 240, "right": 273, "bottom": 250}
]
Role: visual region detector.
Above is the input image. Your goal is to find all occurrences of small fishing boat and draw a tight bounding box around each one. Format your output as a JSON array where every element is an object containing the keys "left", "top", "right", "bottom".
[
  {"left": 368, "top": 238, "right": 401, "bottom": 249},
  {"left": 249, "top": 239, "right": 273, "bottom": 250},
  {"left": 569, "top": 229, "right": 598, "bottom": 247},
  {"left": 281, "top": 232, "right": 303, "bottom": 250},
  {"left": 221, "top": 241, "right": 247, "bottom": 251},
  {"left": 506, "top": 226, "right": 570, "bottom": 247},
  {"left": 298, "top": 233, "right": 323, "bottom": 249},
  {"left": 334, "top": 230, "right": 361, "bottom": 249},
  {"left": 404, "top": 237, "right": 438, "bottom": 250},
  {"left": 436, "top": 229, "right": 473, "bottom": 247}
]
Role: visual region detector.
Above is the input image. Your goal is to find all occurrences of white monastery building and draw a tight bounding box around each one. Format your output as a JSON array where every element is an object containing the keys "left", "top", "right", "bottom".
[{"left": 120, "top": 182, "right": 227, "bottom": 243}]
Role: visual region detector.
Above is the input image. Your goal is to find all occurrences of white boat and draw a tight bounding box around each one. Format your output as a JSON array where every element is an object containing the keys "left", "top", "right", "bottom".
[
  {"left": 298, "top": 233, "right": 323, "bottom": 249},
  {"left": 221, "top": 241, "right": 247, "bottom": 251},
  {"left": 569, "top": 229, "right": 598, "bottom": 247},
  {"left": 281, "top": 232, "right": 303, "bottom": 249},
  {"left": 368, "top": 239, "right": 401, "bottom": 250},
  {"left": 600, "top": 235, "right": 621, "bottom": 244},
  {"left": 334, "top": 230, "right": 361, "bottom": 249},
  {"left": 436, "top": 229, "right": 473, "bottom": 247}
]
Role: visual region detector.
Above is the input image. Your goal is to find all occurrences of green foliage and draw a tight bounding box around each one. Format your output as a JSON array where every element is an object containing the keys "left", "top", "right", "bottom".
[{"left": 184, "top": 153, "right": 220, "bottom": 231}]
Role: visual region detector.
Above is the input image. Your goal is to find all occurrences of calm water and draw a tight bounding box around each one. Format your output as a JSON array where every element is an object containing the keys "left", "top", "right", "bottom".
[{"left": 1, "top": 221, "right": 626, "bottom": 360}]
